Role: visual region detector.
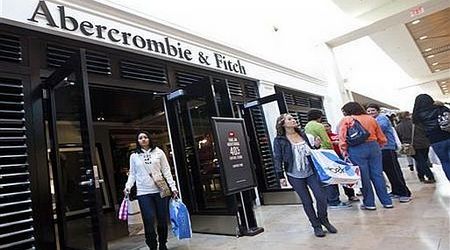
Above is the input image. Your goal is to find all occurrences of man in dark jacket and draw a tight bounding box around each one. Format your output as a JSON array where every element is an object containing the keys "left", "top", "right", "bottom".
[{"left": 396, "top": 112, "right": 435, "bottom": 183}]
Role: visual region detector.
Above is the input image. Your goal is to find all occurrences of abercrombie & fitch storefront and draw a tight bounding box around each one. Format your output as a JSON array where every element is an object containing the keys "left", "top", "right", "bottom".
[{"left": 0, "top": 1, "right": 329, "bottom": 249}]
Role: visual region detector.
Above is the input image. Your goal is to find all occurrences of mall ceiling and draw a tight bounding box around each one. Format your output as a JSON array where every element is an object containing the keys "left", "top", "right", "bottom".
[
  {"left": 329, "top": 0, "right": 450, "bottom": 103},
  {"left": 406, "top": 8, "right": 449, "bottom": 95}
]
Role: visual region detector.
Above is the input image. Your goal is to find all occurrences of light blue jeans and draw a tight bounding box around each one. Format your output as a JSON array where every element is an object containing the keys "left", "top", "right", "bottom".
[
  {"left": 348, "top": 141, "right": 392, "bottom": 207},
  {"left": 431, "top": 138, "right": 450, "bottom": 181}
]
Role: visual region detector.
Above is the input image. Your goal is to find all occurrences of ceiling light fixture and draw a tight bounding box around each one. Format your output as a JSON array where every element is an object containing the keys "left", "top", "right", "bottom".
[
  {"left": 443, "top": 81, "right": 447, "bottom": 84},
  {"left": 419, "top": 35, "right": 428, "bottom": 40},
  {"left": 432, "top": 62, "right": 439, "bottom": 66},
  {"left": 427, "top": 55, "right": 435, "bottom": 58},
  {"left": 435, "top": 69, "right": 441, "bottom": 72},
  {"left": 412, "top": 20, "right": 421, "bottom": 24},
  {"left": 424, "top": 48, "right": 432, "bottom": 52}
]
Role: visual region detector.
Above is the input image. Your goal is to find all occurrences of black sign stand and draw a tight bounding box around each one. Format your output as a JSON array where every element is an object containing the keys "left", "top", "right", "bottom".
[{"left": 211, "top": 117, "right": 263, "bottom": 236}]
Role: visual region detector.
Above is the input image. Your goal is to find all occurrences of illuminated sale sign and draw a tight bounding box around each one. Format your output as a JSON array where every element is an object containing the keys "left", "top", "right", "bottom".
[{"left": 410, "top": 6, "right": 424, "bottom": 17}]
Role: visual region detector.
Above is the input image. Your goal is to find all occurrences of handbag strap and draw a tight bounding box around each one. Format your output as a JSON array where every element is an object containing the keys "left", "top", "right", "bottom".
[{"left": 411, "top": 124, "right": 415, "bottom": 145}]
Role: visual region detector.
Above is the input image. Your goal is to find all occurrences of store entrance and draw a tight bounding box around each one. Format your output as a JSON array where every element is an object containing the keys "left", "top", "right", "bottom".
[
  {"left": 44, "top": 49, "right": 107, "bottom": 250},
  {"left": 44, "top": 49, "right": 172, "bottom": 249},
  {"left": 166, "top": 77, "right": 256, "bottom": 235}
]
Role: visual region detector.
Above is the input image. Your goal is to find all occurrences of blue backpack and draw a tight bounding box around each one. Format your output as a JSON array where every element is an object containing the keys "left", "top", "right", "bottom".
[{"left": 346, "top": 118, "right": 370, "bottom": 146}]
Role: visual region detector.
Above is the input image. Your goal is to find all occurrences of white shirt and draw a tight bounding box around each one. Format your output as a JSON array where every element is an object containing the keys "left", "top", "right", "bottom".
[{"left": 125, "top": 147, "right": 178, "bottom": 196}]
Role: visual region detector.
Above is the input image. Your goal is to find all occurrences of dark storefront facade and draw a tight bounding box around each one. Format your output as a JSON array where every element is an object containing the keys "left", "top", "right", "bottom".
[{"left": 0, "top": 1, "right": 329, "bottom": 249}]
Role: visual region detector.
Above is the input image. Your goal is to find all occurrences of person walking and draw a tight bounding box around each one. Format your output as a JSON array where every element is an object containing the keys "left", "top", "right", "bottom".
[
  {"left": 338, "top": 102, "right": 393, "bottom": 210},
  {"left": 366, "top": 104, "right": 412, "bottom": 203},
  {"left": 124, "top": 131, "right": 178, "bottom": 250},
  {"left": 396, "top": 111, "right": 435, "bottom": 183},
  {"left": 273, "top": 113, "right": 337, "bottom": 237},
  {"left": 412, "top": 94, "right": 450, "bottom": 181}
]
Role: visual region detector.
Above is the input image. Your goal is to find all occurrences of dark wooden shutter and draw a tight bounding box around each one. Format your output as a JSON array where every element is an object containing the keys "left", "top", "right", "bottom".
[
  {"left": 0, "top": 34, "right": 22, "bottom": 63},
  {"left": 175, "top": 71, "right": 206, "bottom": 87},
  {"left": 227, "top": 80, "right": 244, "bottom": 97},
  {"left": 47, "top": 44, "right": 112, "bottom": 75},
  {"left": 120, "top": 60, "right": 168, "bottom": 84},
  {"left": 0, "top": 77, "right": 35, "bottom": 249}
]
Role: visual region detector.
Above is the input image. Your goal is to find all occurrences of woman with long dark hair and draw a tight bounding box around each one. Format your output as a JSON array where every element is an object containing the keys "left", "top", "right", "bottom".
[
  {"left": 273, "top": 113, "right": 336, "bottom": 237},
  {"left": 338, "top": 102, "right": 393, "bottom": 210},
  {"left": 412, "top": 94, "right": 450, "bottom": 181},
  {"left": 124, "top": 131, "right": 178, "bottom": 250}
]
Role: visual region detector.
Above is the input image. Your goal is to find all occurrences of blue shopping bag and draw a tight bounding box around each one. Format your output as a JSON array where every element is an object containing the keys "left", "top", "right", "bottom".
[
  {"left": 169, "top": 199, "right": 192, "bottom": 240},
  {"left": 310, "top": 149, "right": 360, "bottom": 185}
]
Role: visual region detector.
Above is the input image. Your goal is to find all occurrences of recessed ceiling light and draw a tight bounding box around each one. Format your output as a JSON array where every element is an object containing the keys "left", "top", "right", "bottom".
[
  {"left": 412, "top": 20, "right": 421, "bottom": 24},
  {"left": 432, "top": 62, "right": 439, "bottom": 66},
  {"left": 427, "top": 55, "right": 435, "bottom": 58},
  {"left": 424, "top": 48, "right": 432, "bottom": 52},
  {"left": 435, "top": 69, "right": 441, "bottom": 72},
  {"left": 443, "top": 81, "right": 447, "bottom": 84},
  {"left": 419, "top": 35, "right": 428, "bottom": 40}
]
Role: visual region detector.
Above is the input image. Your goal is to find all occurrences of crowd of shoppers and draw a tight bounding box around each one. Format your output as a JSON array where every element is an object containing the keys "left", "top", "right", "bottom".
[{"left": 273, "top": 94, "right": 449, "bottom": 237}]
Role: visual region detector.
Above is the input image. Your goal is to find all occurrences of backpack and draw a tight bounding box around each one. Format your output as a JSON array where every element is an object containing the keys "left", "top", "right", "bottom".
[
  {"left": 438, "top": 111, "right": 450, "bottom": 132},
  {"left": 346, "top": 118, "right": 370, "bottom": 146}
]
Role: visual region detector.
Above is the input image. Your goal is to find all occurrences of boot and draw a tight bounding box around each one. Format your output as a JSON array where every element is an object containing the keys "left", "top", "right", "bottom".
[
  {"left": 147, "top": 241, "right": 157, "bottom": 250},
  {"left": 319, "top": 218, "right": 337, "bottom": 233},
  {"left": 313, "top": 226, "right": 325, "bottom": 237},
  {"left": 157, "top": 225, "right": 168, "bottom": 250}
]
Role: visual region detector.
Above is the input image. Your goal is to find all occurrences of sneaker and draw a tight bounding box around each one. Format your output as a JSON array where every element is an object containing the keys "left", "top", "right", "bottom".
[
  {"left": 383, "top": 204, "right": 394, "bottom": 209},
  {"left": 319, "top": 218, "right": 338, "bottom": 234},
  {"left": 399, "top": 196, "right": 412, "bottom": 203},
  {"left": 388, "top": 193, "right": 400, "bottom": 199},
  {"left": 360, "top": 204, "right": 376, "bottom": 210},
  {"left": 329, "top": 202, "right": 352, "bottom": 209},
  {"left": 348, "top": 196, "right": 360, "bottom": 202},
  {"left": 313, "top": 226, "right": 325, "bottom": 237}
]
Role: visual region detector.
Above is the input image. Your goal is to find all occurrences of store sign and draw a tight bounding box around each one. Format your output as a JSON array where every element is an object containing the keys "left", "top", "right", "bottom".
[
  {"left": 0, "top": 0, "right": 247, "bottom": 76},
  {"left": 211, "top": 117, "right": 257, "bottom": 195}
]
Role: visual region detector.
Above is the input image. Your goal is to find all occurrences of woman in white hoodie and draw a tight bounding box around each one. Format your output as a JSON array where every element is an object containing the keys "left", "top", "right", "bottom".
[{"left": 124, "top": 131, "right": 178, "bottom": 250}]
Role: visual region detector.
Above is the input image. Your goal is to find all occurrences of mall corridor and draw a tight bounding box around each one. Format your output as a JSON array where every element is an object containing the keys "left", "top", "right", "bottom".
[{"left": 110, "top": 158, "right": 450, "bottom": 250}]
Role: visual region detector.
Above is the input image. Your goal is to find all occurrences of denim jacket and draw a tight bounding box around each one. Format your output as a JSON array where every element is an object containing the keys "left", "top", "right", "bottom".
[{"left": 273, "top": 132, "right": 315, "bottom": 180}]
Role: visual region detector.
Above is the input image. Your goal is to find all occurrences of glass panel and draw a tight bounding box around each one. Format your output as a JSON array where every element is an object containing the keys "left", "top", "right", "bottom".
[
  {"left": 187, "top": 100, "right": 227, "bottom": 210},
  {"left": 52, "top": 79, "right": 97, "bottom": 250}
]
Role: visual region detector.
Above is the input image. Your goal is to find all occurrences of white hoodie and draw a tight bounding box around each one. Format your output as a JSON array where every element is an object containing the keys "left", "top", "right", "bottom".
[{"left": 125, "top": 147, "right": 177, "bottom": 196}]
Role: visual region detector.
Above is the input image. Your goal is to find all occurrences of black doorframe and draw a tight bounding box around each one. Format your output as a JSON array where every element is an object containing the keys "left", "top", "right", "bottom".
[
  {"left": 44, "top": 49, "right": 107, "bottom": 250},
  {"left": 166, "top": 77, "right": 233, "bottom": 214},
  {"left": 239, "top": 93, "right": 293, "bottom": 199}
]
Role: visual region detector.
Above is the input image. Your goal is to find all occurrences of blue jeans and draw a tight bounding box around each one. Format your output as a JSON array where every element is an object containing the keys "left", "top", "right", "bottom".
[
  {"left": 287, "top": 174, "right": 328, "bottom": 227},
  {"left": 432, "top": 139, "right": 450, "bottom": 181},
  {"left": 326, "top": 184, "right": 341, "bottom": 205},
  {"left": 137, "top": 193, "right": 169, "bottom": 248},
  {"left": 348, "top": 141, "right": 392, "bottom": 207}
]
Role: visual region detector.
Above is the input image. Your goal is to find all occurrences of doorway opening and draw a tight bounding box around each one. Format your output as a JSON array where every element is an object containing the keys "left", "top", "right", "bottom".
[{"left": 43, "top": 50, "right": 172, "bottom": 249}]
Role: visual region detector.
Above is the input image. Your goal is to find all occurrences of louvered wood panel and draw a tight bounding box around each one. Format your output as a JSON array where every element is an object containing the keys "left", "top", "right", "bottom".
[
  {"left": 47, "top": 44, "right": 111, "bottom": 75},
  {"left": 0, "top": 78, "right": 35, "bottom": 250},
  {"left": 175, "top": 71, "right": 206, "bottom": 87},
  {"left": 249, "top": 107, "right": 278, "bottom": 189},
  {"left": 227, "top": 80, "right": 243, "bottom": 97},
  {"left": 0, "top": 34, "right": 22, "bottom": 63},
  {"left": 244, "top": 84, "right": 258, "bottom": 99},
  {"left": 310, "top": 97, "right": 323, "bottom": 109},
  {"left": 120, "top": 60, "right": 168, "bottom": 84}
]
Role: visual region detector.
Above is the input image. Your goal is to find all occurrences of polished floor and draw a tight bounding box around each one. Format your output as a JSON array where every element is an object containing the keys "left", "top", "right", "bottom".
[{"left": 109, "top": 157, "right": 450, "bottom": 250}]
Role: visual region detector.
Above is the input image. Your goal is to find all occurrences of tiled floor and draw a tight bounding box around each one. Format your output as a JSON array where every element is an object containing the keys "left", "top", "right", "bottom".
[{"left": 109, "top": 158, "right": 450, "bottom": 250}]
